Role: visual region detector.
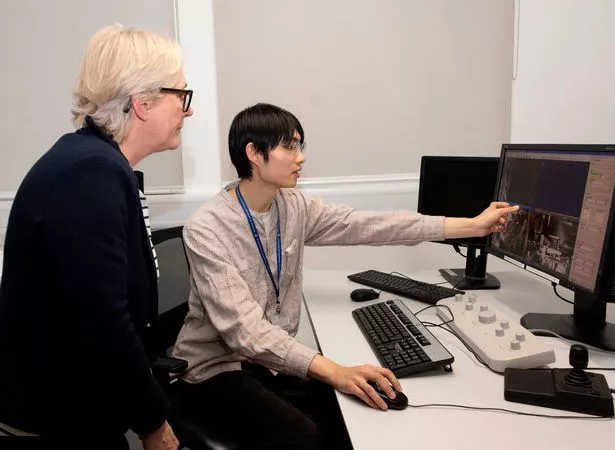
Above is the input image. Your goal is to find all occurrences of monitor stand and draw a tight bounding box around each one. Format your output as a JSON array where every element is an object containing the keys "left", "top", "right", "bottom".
[
  {"left": 439, "top": 245, "right": 500, "bottom": 290},
  {"left": 521, "top": 291, "right": 615, "bottom": 352}
]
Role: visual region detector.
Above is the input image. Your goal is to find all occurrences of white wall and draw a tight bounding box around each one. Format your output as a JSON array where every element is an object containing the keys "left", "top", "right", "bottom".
[
  {"left": 0, "top": 0, "right": 514, "bottom": 247},
  {"left": 3, "top": 1, "right": 615, "bottom": 250},
  {"left": 0, "top": 0, "right": 223, "bottom": 247},
  {"left": 0, "top": 0, "right": 185, "bottom": 193},
  {"left": 214, "top": 0, "right": 514, "bottom": 180},
  {"left": 511, "top": 0, "right": 615, "bottom": 143}
]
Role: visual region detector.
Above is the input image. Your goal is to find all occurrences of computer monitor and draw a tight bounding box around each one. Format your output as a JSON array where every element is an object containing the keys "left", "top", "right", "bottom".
[
  {"left": 417, "top": 156, "right": 501, "bottom": 290},
  {"left": 488, "top": 144, "right": 615, "bottom": 351}
]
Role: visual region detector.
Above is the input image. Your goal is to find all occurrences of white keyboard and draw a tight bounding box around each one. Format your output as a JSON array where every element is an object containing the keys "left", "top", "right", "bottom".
[{"left": 436, "top": 292, "right": 555, "bottom": 372}]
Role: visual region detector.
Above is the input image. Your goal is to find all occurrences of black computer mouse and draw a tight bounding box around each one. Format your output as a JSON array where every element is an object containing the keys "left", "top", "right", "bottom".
[
  {"left": 368, "top": 381, "right": 408, "bottom": 410},
  {"left": 350, "top": 288, "right": 380, "bottom": 302}
]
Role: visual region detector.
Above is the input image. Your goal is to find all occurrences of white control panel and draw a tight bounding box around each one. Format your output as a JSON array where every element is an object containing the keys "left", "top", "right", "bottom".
[{"left": 437, "top": 292, "right": 555, "bottom": 372}]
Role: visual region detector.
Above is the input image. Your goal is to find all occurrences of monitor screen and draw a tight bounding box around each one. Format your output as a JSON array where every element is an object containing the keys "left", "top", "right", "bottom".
[
  {"left": 488, "top": 144, "right": 615, "bottom": 350},
  {"left": 489, "top": 146, "right": 615, "bottom": 293},
  {"left": 418, "top": 156, "right": 500, "bottom": 290}
]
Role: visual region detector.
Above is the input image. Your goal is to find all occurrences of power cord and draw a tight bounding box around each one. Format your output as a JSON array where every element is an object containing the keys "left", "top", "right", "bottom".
[
  {"left": 551, "top": 282, "right": 607, "bottom": 305},
  {"left": 453, "top": 244, "right": 467, "bottom": 258},
  {"left": 551, "top": 282, "right": 574, "bottom": 305}
]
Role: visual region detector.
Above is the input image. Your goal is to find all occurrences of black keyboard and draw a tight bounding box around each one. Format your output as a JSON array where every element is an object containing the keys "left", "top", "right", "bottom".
[
  {"left": 348, "top": 269, "right": 464, "bottom": 305},
  {"left": 352, "top": 299, "right": 454, "bottom": 376}
]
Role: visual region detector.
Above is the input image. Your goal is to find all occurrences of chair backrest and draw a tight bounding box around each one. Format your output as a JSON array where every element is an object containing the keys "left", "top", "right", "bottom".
[{"left": 152, "top": 226, "right": 191, "bottom": 355}]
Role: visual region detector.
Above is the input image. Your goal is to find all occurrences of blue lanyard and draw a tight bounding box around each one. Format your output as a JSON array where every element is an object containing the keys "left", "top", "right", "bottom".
[{"left": 236, "top": 186, "right": 282, "bottom": 312}]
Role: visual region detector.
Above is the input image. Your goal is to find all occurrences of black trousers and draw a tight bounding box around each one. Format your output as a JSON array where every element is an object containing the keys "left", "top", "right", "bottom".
[
  {"left": 175, "top": 363, "right": 353, "bottom": 450},
  {"left": 0, "top": 435, "right": 128, "bottom": 450}
]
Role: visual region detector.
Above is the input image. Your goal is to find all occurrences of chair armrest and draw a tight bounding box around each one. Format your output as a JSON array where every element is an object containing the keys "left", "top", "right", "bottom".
[{"left": 152, "top": 356, "right": 188, "bottom": 374}]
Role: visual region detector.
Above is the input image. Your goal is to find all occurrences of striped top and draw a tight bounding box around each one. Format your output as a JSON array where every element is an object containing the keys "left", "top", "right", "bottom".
[{"left": 139, "top": 190, "right": 159, "bottom": 280}]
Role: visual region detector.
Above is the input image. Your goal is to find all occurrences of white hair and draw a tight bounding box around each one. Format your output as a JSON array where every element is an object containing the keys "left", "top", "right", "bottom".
[{"left": 71, "top": 24, "right": 183, "bottom": 142}]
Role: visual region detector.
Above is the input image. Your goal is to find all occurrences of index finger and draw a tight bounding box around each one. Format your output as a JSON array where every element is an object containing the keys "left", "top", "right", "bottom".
[
  {"left": 380, "top": 368, "right": 402, "bottom": 392},
  {"left": 498, "top": 205, "right": 520, "bottom": 215},
  {"left": 490, "top": 201, "right": 512, "bottom": 209}
]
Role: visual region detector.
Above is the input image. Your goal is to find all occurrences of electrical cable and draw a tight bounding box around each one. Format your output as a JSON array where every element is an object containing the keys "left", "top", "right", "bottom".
[
  {"left": 551, "top": 282, "right": 574, "bottom": 305},
  {"left": 407, "top": 402, "right": 613, "bottom": 420},
  {"left": 411, "top": 304, "right": 493, "bottom": 370},
  {"left": 527, "top": 328, "right": 615, "bottom": 367},
  {"left": 452, "top": 244, "right": 466, "bottom": 259},
  {"left": 415, "top": 313, "right": 614, "bottom": 419}
]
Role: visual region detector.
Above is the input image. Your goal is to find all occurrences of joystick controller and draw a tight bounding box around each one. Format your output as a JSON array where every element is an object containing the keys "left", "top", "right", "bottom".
[
  {"left": 563, "top": 344, "right": 592, "bottom": 388},
  {"left": 504, "top": 344, "right": 614, "bottom": 416}
]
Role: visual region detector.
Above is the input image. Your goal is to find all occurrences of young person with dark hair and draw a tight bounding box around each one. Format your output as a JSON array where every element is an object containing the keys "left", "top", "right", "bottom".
[{"left": 172, "top": 103, "right": 517, "bottom": 449}]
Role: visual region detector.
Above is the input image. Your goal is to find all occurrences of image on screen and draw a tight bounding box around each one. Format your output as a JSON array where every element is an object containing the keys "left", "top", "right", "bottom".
[{"left": 491, "top": 149, "right": 615, "bottom": 292}]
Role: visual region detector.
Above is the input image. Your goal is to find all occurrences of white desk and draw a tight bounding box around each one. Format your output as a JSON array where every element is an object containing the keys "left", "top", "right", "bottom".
[{"left": 302, "top": 266, "right": 615, "bottom": 450}]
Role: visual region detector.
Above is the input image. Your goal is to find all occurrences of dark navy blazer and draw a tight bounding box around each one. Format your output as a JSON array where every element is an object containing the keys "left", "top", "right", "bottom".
[{"left": 0, "top": 118, "right": 169, "bottom": 439}]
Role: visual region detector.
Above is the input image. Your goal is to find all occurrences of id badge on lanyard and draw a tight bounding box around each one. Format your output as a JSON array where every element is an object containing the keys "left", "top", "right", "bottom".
[{"left": 236, "top": 186, "right": 283, "bottom": 314}]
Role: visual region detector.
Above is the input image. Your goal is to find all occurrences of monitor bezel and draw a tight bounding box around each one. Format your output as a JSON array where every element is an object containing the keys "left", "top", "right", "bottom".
[
  {"left": 417, "top": 155, "right": 500, "bottom": 248},
  {"left": 486, "top": 143, "right": 615, "bottom": 296}
]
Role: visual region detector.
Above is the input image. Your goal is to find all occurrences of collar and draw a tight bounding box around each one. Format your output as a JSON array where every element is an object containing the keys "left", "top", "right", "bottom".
[
  {"left": 80, "top": 116, "right": 122, "bottom": 152},
  {"left": 222, "top": 181, "right": 284, "bottom": 219},
  {"left": 77, "top": 116, "right": 132, "bottom": 171}
]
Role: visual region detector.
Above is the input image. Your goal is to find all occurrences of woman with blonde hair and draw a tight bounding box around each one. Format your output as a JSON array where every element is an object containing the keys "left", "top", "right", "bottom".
[{"left": 0, "top": 24, "right": 193, "bottom": 449}]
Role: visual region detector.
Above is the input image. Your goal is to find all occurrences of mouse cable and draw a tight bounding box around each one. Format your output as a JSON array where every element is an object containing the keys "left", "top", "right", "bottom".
[
  {"left": 415, "top": 328, "right": 615, "bottom": 418},
  {"left": 406, "top": 401, "right": 614, "bottom": 420},
  {"left": 414, "top": 326, "right": 615, "bottom": 419}
]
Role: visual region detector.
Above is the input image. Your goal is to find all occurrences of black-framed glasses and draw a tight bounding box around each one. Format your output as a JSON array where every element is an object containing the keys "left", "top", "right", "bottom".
[
  {"left": 122, "top": 87, "right": 194, "bottom": 113},
  {"left": 160, "top": 87, "right": 193, "bottom": 112}
]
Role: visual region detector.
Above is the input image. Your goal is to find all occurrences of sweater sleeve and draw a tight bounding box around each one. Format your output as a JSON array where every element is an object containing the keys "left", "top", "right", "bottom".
[
  {"left": 183, "top": 223, "right": 319, "bottom": 378},
  {"left": 296, "top": 191, "right": 445, "bottom": 246},
  {"left": 45, "top": 157, "right": 169, "bottom": 436}
]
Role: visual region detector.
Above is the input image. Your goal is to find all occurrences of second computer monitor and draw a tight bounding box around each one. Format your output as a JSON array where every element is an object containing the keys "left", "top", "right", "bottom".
[{"left": 417, "top": 156, "right": 500, "bottom": 290}]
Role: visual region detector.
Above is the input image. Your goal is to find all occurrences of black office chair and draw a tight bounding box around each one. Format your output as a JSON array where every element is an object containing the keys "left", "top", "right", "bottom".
[{"left": 151, "top": 226, "right": 238, "bottom": 450}]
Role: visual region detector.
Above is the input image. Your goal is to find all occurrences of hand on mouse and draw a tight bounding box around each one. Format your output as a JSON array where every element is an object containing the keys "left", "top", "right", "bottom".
[{"left": 308, "top": 355, "right": 401, "bottom": 410}]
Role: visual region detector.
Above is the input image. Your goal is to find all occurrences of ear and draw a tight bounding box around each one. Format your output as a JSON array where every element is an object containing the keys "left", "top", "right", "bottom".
[
  {"left": 131, "top": 94, "right": 152, "bottom": 121},
  {"left": 245, "top": 143, "right": 262, "bottom": 167}
]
